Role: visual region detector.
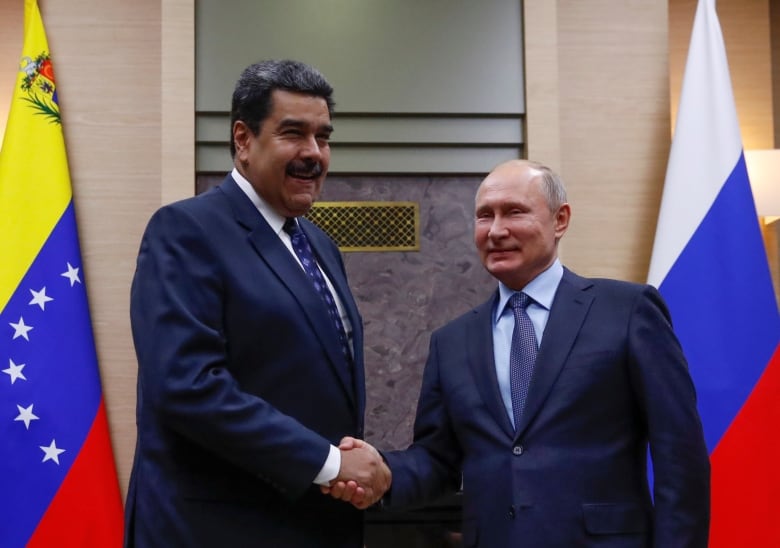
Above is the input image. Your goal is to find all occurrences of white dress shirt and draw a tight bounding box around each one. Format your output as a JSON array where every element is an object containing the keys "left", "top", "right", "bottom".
[{"left": 492, "top": 259, "right": 563, "bottom": 428}]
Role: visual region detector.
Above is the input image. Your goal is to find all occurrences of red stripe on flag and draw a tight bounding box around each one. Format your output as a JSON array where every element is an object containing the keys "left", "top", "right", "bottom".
[
  {"left": 28, "top": 400, "right": 124, "bottom": 547},
  {"left": 709, "top": 344, "right": 780, "bottom": 547}
]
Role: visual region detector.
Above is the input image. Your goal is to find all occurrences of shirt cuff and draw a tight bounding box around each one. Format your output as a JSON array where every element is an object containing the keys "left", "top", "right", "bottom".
[{"left": 312, "top": 444, "right": 341, "bottom": 486}]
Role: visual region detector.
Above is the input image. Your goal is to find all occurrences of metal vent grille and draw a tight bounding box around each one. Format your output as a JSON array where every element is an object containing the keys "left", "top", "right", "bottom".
[{"left": 305, "top": 201, "right": 419, "bottom": 252}]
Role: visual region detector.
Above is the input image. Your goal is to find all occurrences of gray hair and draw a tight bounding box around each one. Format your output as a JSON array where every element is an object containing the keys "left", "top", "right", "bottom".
[{"left": 525, "top": 160, "right": 568, "bottom": 211}]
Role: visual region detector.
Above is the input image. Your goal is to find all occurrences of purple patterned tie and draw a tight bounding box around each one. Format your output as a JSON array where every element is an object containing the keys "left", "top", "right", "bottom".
[
  {"left": 284, "top": 218, "right": 352, "bottom": 367},
  {"left": 509, "top": 292, "right": 538, "bottom": 429}
]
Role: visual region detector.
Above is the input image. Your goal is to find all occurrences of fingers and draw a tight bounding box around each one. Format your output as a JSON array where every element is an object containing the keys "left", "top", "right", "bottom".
[
  {"left": 327, "top": 480, "right": 364, "bottom": 502},
  {"left": 338, "top": 436, "right": 365, "bottom": 450},
  {"left": 324, "top": 439, "right": 391, "bottom": 509}
]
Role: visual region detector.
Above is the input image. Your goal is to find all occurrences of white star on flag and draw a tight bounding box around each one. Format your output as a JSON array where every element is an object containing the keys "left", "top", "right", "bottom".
[
  {"left": 40, "top": 439, "right": 65, "bottom": 465},
  {"left": 2, "top": 359, "right": 26, "bottom": 384},
  {"left": 14, "top": 404, "right": 39, "bottom": 429},
  {"left": 60, "top": 262, "right": 81, "bottom": 286},
  {"left": 28, "top": 287, "right": 54, "bottom": 310},
  {"left": 9, "top": 317, "right": 33, "bottom": 341}
]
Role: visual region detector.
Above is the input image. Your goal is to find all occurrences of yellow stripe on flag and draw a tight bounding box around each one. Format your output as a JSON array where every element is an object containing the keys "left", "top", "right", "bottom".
[{"left": 0, "top": 0, "right": 73, "bottom": 312}]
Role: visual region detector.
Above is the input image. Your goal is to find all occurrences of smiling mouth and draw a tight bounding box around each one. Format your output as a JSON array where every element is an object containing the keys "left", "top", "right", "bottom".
[
  {"left": 288, "top": 172, "right": 319, "bottom": 181},
  {"left": 287, "top": 160, "right": 322, "bottom": 180}
]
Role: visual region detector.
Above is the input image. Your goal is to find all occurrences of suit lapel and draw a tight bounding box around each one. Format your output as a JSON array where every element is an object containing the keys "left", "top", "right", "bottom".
[
  {"left": 219, "top": 177, "right": 358, "bottom": 409},
  {"left": 468, "top": 294, "right": 516, "bottom": 438},
  {"left": 515, "top": 269, "right": 594, "bottom": 437}
]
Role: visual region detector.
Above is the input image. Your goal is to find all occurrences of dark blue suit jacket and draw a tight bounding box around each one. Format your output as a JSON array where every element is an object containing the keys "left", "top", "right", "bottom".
[
  {"left": 385, "top": 269, "right": 710, "bottom": 547},
  {"left": 125, "top": 175, "right": 365, "bottom": 547}
]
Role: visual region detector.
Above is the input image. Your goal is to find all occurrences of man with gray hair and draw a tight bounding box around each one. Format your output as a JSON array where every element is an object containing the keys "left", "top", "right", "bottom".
[{"left": 332, "top": 159, "right": 710, "bottom": 547}]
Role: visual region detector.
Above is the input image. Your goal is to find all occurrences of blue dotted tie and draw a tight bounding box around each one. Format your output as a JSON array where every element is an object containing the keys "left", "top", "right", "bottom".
[
  {"left": 284, "top": 218, "right": 353, "bottom": 368},
  {"left": 509, "top": 292, "right": 538, "bottom": 429}
]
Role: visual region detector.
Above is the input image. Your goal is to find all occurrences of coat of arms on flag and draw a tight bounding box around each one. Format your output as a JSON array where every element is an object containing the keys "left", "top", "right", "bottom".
[{"left": 19, "top": 52, "right": 60, "bottom": 124}]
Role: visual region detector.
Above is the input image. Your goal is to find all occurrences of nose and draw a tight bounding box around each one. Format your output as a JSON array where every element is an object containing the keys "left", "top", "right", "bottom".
[
  {"left": 488, "top": 216, "right": 508, "bottom": 238},
  {"left": 300, "top": 134, "right": 322, "bottom": 159}
]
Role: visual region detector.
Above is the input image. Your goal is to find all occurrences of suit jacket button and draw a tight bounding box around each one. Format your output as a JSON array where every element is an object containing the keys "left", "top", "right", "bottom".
[
  {"left": 508, "top": 505, "right": 516, "bottom": 519},
  {"left": 512, "top": 445, "right": 523, "bottom": 456}
]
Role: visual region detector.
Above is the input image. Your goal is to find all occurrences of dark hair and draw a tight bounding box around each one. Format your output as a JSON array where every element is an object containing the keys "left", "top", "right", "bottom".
[{"left": 229, "top": 60, "right": 335, "bottom": 157}]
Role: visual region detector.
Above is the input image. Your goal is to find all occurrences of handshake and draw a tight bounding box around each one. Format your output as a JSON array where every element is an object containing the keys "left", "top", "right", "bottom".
[{"left": 321, "top": 437, "right": 392, "bottom": 509}]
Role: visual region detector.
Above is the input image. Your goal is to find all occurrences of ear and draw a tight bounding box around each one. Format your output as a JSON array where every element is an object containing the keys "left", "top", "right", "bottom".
[
  {"left": 233, "top": 120, "right": 251, "bottom": 158},
  {"left": 554, "top": 203, "right": 571, "bottom": 239}
]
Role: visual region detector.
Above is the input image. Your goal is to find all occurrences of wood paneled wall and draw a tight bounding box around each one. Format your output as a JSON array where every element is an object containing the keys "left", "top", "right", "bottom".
[{"left": 526, "top": 0, "right": 670, "bottom": 282}]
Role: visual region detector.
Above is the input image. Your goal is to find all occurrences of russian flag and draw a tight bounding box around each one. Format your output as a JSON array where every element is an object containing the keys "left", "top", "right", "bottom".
[
  {"left": 0, "top": 1, "right": 124, "bottom": 545},
  {"left": 648, "top": 0, "right": 780, "bottom": 545}
]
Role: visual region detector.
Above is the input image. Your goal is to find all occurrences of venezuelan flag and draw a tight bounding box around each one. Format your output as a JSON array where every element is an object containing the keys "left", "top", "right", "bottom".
[
  {"left": 648, "top": 0, "right": 780, "bottom": 545},
  {"left": 0, "top": 1, "right": 124, "bottom": 545}
]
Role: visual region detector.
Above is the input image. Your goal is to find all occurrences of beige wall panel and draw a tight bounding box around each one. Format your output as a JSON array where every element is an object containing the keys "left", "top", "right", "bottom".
[
  {"left": 0, "top": 3, "right": 23, "bottom": 149},
  {"left": 555, "top": 1, "right": 670, "bottom": 282},
  {"left": 523, "top": 0, "right": 561, "bottom": 170},
  {"left": 162, "top": 0, "right": 195, "bottom": 203},
  {"left": 774, "top": 0, "right": 780, "bottom": 144},
  {"left": 719, "top": 0, "right": 773, "bottom": 149}
]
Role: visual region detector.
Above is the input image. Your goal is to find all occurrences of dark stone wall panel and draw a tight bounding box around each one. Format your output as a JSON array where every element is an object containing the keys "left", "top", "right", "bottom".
[{"left": 325, "top": 176, "right": 495, "bottom": 450}]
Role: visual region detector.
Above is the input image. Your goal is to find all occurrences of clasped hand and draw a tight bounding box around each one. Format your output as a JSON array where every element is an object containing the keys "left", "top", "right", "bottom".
[{"left": 320, "top": 437, "right": 391, "bottom": 509}]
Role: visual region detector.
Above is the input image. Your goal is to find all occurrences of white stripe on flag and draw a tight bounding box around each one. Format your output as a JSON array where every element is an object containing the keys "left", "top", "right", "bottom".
[{"left": 647, "top": 0, "right": 742, "bottom": 287}]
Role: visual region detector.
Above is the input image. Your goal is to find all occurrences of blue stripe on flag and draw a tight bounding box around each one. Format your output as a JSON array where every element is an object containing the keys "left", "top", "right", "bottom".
[
  {"left": 0, "top": 202, "right": 102, "bottom": 546},
  {"left": 658, "top": 154, "right": 780, "bottom": 452}
]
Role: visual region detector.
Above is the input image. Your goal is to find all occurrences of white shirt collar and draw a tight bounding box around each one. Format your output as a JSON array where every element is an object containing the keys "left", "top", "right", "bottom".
[
  {"left": 231, "top": 167, "right": 287, "bottom": 235},
  {"left": 494, "top": 259, "right": 564, "bottom": 323}
]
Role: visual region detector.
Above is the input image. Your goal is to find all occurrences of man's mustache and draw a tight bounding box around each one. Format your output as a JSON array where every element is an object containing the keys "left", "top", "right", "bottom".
[{"left": 286, "top": 160, "right": 323, "bottom": 178}]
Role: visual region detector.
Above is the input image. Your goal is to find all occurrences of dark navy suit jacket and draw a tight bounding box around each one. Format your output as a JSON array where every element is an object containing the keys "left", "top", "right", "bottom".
[
  {"left": 125, "top": 175, "right": 365, "bottom": 547},
  {"left": 385, "top": 268, "right": 710, "bottom": 547}
]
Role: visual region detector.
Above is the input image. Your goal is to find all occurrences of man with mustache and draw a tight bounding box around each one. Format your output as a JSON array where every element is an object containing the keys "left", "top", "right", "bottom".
[{"left": 125, "top": 60, "right": 389, "bottom": 547}]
